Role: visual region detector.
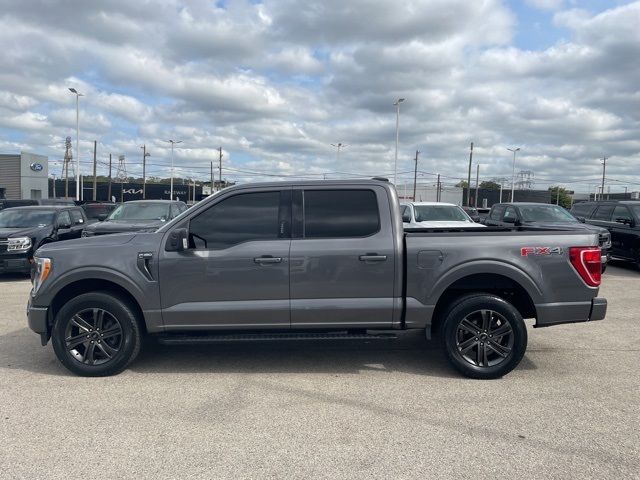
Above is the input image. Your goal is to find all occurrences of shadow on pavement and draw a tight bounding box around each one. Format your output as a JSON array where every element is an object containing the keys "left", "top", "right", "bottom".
[
  {"left": 1, "top": 328, "right": 538, "bottom": 379},
  {"left": 0, "top": 273, "right": 30, "bottom": 282}
]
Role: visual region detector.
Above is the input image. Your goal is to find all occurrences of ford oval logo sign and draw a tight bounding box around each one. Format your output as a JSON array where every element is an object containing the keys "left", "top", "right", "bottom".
[{"left": 30, "top": 162, "right": 44, "bottom": 172}]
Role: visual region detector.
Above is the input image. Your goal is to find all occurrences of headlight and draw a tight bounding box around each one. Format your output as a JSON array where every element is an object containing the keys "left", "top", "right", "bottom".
[
  {"left": 32, "top": 257, "right": 52, "bottom": 296},
  {"left": 7, "top": 237, "right": 32, "bottom": 252}
]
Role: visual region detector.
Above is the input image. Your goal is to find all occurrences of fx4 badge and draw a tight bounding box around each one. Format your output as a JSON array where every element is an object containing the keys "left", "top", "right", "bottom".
[{"left": 521, "top": 246, "right": 564, "bottom": 256}]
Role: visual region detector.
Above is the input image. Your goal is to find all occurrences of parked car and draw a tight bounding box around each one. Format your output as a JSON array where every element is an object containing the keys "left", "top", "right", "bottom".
[
  {"left": 484, "top": 202, "right": 611, "bottom": 269},
  {"left": 28, "top": 180, "right": 606, "bottom": 379},
  {"left": 82, "top": 200, "right": 187, "bottom": 236},
  {"left": 0, "top": 198, "right": 76, "bottom": 211},
  {"left": 401, "top": 202, "right": 485, "bottom": 228},
  {"left": 462, "top": 206, "right": 481, "bottom": 222},
  {"left": 81, "top": 202, "right": 118, "bottom": 224},
  {"left": 476, "top": 207, "right": 491, "bottom": 221},
  {"left": 0, "top": 206, "right": 86, "bottom": 275},
  {"left": 571, "top": 201, "right": 640, "bottom": 266}
]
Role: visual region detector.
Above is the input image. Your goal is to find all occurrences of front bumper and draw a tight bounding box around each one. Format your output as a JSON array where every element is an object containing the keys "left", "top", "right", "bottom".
[
  {"left": 534, "top": 297, "right": 607, "bottom": 328},
  {"left": 27, "top": 296, "right": 50, "bottom": 345},
  {"left": 0, "top": 254, "right": 30, "bottom": 274}
]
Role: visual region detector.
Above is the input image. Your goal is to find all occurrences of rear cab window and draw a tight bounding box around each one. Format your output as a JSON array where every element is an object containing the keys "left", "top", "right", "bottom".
[{"left": 301, "top": 189, "right": 380, "bottom": 238}]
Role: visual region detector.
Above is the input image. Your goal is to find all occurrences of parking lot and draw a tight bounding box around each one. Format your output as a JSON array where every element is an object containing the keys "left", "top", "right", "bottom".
[{"left": 0, "top": 264, "right": 638, "bottom": 479}]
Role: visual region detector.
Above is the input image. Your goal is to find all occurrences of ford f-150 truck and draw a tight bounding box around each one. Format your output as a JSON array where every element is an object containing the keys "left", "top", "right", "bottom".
[{"left": 27, "top": 179, "right": 607, "bottom": 378}]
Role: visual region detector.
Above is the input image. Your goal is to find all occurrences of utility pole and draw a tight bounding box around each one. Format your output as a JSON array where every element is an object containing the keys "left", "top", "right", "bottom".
[
  {"left": 507, "top": 147, "right": 520, "bottom": 202},
  {"left": 108, "top": 154, "right": 112, "bottom": 202},
  {"left": 556, "top": 186, "right": 561, "bottom": 205},
  {"left": 393, "top": 98, "right": 405, "bottom": 185},
  {"left": 412, "top": 150, "right": 420, "bottom": 201},
  {"left": 436, "top": 174, "right": 441, "bottom": 202},
  {"left": 92, "top": 140, "right": 97, "bottom": 201},
  {"left": 140, "top": 145, "right": 149, "bottom": 199},
  {"left": 474, "top": 163, "right": 480, "bottom": 208},
  {"left": 466, "top": 142, "right": 473, "bottom": 206},
  {"left": 218, "top": 147, "right": 223, "bottom": 191},
  {"left": 600, "top": 156, "right": 607, "bottom": 202},
  {"left": 210, "top": 160, "right": 214, "bottom": 194}
]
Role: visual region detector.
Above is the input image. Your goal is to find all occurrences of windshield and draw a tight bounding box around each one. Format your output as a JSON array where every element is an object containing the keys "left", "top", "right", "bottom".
[
  {"left": 107, "top": 203, "right": 170, "bottom": 221},
  {"left": 414, "top": 205, "right": 471, "bottom": 222},
  {"left": 518, "top": 205, "right": 577, "bottom": 222},
  {"left": 0, "top": 210, "right": 55, "bottom": 228}
]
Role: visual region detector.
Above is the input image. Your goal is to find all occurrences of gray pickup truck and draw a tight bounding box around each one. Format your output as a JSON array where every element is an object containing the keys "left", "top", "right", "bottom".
[{"left": 27, "top": 179, "right": 607, "bottom": 378}]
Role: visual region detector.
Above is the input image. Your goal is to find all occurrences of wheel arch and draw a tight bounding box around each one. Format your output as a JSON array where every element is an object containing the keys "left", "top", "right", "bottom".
[{"left": 429, "top": 271, "right": 538, "bottom": 338}]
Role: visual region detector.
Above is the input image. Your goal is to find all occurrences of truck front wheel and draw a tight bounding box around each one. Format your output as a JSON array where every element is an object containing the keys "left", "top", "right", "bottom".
[
  {"left": 441, "top": 294, "right": 527, "bottom": 379},
  {"left": 51, "top": 292, "right": 142, "bottom": 377}
]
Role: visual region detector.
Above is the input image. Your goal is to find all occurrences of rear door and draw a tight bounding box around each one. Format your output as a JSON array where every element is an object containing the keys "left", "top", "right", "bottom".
[
  {"left": 289, "top": 186, "right": 396, "bottom": 328},
  {"left": 610, "top": 205, "right": 635, "bottom": 260}
]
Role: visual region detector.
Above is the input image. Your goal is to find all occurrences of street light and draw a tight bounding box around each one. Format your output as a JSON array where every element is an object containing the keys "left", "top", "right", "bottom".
[
  {"left": 164, "top": 139, "right": 182, "bottom": 200},
  {"left": 330, "top": 142, "right": 348, "bottom": 162},
  {"left": 507, "top": 147, "right": 520, "bottom": 202},
  {"left": 68, "top": 88, "right": 83, "bottom": 201},
  {"left": 393, "top": 98, "right": 405, "bottom": 185}
]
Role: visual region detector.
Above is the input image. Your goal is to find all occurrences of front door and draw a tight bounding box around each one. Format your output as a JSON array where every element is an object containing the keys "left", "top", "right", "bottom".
[
  {"left": 289, "top": 186, "right": 396, "bottom": 329},
  {"left": 159, "top": 189, "right": 291, "bottom": 330}
]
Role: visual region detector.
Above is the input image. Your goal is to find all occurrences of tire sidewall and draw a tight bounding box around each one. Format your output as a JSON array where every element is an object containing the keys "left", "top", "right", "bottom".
[
  {"left": 52, "top": 292, "right": 140, "bottom": 376},
  {"left": 442, "top": 294, "right": 527, "bottom": 379}
]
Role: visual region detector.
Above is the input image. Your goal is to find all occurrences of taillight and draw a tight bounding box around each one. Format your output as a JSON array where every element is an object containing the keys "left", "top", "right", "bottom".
[{"left": 569, "top": 247, "right": 601, "bottom": 287}]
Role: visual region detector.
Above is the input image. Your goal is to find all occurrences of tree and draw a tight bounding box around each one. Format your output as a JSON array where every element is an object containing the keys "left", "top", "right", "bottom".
[
  {"left": 456, "top": 180, "right": 469, "bottom": 188},
  {"left": 479, "top": 180, "right": 501, "bottom": 190},
  {"left": 548, "top": 186, "right": 572, "bottom": 209}
]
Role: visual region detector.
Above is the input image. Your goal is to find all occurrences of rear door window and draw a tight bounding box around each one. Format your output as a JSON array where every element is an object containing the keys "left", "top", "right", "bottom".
[
  {"left": 612, "top": 205, "right": 632, "bottom": 223},
  {"left": 592, "top": 205, "right": 615, "bottom": 221},
  {"left": 489, "top": 205, "right": 505, "bottom": 220},
  {"left": 503, "top": 206, "right": 518, "bottom": 222},
  {"left": 70, "top": 209, "right": 85, "bottom": 225},
  {"left": 303, "top": 190, "right": 379, "bottom": 238}
]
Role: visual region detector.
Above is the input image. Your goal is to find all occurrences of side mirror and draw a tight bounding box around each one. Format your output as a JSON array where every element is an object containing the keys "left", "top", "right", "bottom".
[
  {"left": 97, "top": 213, "right": 108, "bottom": 221},
  {"left": 503, "top": 216, "right": 516, "bottom": 224},
  {"left": 402, "top": 212, "right": 411, "bottom": 223},
  {"left": 165, "top": 228, "right": 188, "bottom": 252}
]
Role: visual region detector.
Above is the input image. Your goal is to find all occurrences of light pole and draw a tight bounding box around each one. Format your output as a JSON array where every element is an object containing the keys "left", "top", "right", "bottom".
[
  {"left": 68, "top": 88, "right": 83, "bottom": 201},
  {"left": 507, "top": 147, "right": 520, "bottom": 202},
  {"left": 393, "top": 98, "right": 405, "bottom": 185},
  {"left": 164, "top": 140, "right": 182, "bottom": 200},
  {"left": 330, "top": 143, "right": 348, "bottom": 162}
]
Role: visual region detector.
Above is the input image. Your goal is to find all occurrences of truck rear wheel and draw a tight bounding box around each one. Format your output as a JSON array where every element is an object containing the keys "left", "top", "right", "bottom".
[
  {"left": 51, "top": 292, "right": 142, "bottom": 377},
  {"left": 441, "top": 294, "right": 527, "bottom": 379}
]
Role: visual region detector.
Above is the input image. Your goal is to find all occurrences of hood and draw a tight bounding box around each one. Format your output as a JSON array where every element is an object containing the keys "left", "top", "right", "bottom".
[
  {"left": 85, "top": 219, "right": 163, "bottom": 234},
  {"left": 0, "top": 225, "right": 52, "bottom": 238},
  {"left": 37, "top": 232, "right": 137, "bottom": 255},
  {"left": 406, "top": 221, "right": 486, "bottom": 228}
]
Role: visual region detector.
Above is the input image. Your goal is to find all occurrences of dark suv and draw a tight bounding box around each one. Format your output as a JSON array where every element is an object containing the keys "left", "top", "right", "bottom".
[
  {"left": 484, "top": 202, "right": 612, "bottom": 267},
  {"left": 571, "top": 201, "right": 640, "bottom": 265},
  {"left": 0, "top": 205, "right": 87, "bottom": 274}
]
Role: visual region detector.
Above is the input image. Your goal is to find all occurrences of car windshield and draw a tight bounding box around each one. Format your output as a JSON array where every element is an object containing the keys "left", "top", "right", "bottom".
[
  {"left": 0, "top": 210, "right": 55, "bottom": 228},
  {"left": 414, "top": 205, "right": 470, "bottom": 222},
  {"left": 518, "top": 205, "right": 577, "bottom": 222},
  {"left": 107, "top": 203, "right": 170, "bottom": 221}
]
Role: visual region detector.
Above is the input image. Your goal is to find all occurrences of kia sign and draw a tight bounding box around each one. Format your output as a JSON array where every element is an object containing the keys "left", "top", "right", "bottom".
[{"left": 30, "top": 162, "right": 44, "bottom": 172}]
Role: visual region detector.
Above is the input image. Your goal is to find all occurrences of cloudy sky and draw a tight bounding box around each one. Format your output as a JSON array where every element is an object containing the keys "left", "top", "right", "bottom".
[{"left": 0, "top": 0, "right": 638, "bottom": 193}]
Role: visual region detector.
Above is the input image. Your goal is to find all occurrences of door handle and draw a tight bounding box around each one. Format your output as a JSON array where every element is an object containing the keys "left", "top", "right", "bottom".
[
  {"left": 254, "top": 256, "right": 282, "bottom": 264},
  {"left": 359, "top": 254, "right": 388, "bottom": 262}
]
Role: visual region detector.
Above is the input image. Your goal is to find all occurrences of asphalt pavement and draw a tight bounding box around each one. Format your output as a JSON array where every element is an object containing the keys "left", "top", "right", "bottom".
[{"left": 0, "top": 263, "right": 638, "bottom": 479}]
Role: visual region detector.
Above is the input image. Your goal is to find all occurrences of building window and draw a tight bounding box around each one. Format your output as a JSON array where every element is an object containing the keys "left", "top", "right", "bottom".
[{"left": 30, "top": 189, "right": 42, "bottom": 199}]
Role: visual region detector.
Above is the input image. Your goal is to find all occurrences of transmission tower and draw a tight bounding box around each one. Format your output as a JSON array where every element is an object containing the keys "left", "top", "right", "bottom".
[
  {"left": 62, "top": 136, "right": 74, "bottom": 198},
  {"left": 515, "top": 170, "right": 534, "bottom": 190},
  {"left": 115, "top": 154, "right": 127, "bottom": 181}
]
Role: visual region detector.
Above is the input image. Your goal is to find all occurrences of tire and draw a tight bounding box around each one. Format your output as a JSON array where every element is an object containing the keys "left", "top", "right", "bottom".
[
  {"left": 440, "top": 294, "right": 527, "bottom": 379},
  {"left": 52, "top": 291, "right": 142, "bottom": 376}
]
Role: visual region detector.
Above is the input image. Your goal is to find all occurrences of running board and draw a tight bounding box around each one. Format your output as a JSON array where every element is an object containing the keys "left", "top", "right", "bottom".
[{"left": 156, "top": 332, "right": 398, "bottom": 345}]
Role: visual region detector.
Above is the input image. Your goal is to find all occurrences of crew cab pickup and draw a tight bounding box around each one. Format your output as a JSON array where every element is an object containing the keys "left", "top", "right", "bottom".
[{"left": 27, "top": 180, "right": 607, "bottom": 378}]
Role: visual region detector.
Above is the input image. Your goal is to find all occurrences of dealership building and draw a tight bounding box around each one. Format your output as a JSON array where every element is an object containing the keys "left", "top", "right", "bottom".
[{"left": 0, "top": 152, "right": 49, "bottom": 200}]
